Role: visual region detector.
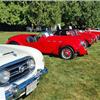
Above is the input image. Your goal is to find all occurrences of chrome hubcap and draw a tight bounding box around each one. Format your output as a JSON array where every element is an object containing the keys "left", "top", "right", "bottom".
[{"left": 61, "top": 48, "right": 71, "bottom": 59}]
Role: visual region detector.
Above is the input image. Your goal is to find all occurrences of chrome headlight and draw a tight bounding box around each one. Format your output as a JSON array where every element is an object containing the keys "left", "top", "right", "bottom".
[
  {"left": 0, "top": 70, "right": 10, "bottom": 83},
  {"left": 27, "top": 59, "right": 35, "bottom": 70},
  {"left": 80, "top": 41, "right": 86, "bottom": 48}
]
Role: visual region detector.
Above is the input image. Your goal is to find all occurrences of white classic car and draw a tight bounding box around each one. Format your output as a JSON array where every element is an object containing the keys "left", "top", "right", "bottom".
[{"left": 0, "top": 44, "right": 47, "bottom": 100}]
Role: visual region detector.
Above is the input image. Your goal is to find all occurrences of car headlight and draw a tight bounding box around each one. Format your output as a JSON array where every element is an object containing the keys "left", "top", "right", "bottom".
[
  {"left": 0, "top": 70, "right": 10, "bottom": 84},
  {"left": 80, "top": 41, "right": 86, "bottom": 48},
  {"left": 27, "top": 59, "right": 35, "bottom": 70}
]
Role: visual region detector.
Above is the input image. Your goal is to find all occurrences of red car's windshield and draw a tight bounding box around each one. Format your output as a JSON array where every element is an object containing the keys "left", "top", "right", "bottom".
[{"left": 54, "top": 30, "right": 79, "bottom": 36}]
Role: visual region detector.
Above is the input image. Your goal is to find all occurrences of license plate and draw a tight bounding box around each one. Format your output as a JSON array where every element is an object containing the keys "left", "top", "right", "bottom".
[{"left": 26, "top": 80, "right": 37, "bottom": 95}]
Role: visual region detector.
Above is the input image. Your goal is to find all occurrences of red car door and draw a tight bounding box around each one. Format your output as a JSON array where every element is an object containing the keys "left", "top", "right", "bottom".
[{"left": 28, "top": 36, "right": 52, "bottom": 54}]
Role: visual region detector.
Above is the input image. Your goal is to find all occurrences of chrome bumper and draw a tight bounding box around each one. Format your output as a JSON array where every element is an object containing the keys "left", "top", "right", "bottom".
[{"left": 5, "top": 67, "right": 48, "bottom": 100}]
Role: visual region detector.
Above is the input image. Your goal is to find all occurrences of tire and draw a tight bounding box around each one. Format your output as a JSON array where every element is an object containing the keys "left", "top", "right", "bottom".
[
  {"left": 59, "top": 46, "right": 74, "bottom": 60},
  {"left": 8, "top": 41, "right": 19, "bottom": 45}
]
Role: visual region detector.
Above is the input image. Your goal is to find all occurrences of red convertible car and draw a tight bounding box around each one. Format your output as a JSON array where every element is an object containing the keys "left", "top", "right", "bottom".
[
  {"left": 6, "top": 34, "right": 88, "bottom": 60},
  {"left": 54, "top": 29, "right": 96, "bottom": 47},
  {"left": 78, "top": 30, "right": 98, "bottom": 42},
  {"left": 85, "top": 29, "right": 100, "bottom": 40}
]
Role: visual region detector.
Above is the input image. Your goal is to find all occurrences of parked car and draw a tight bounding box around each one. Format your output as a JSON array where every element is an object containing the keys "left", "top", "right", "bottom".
[
  {"left": 6, "top": 34, "right": 88, "bottom": 60},
  {"left": 78, "top": 30, "right": 99, "bottom": 43},
  {"left": 54, "top": 29, "right": 95, "bottom": 47},
  {"left": 0, "top": 44, "right": 47, "bottom": 100},
  {"left": 85, "top": 29, "right": 100, "bottom": 40}
]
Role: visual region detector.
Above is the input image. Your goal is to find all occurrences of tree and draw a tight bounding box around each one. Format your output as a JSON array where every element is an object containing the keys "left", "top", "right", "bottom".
[
  {"left": 0, "top": 1, "right": 9, "bottom": 24},
  {"left": 27, "top": 1, "right": 61, "bottom": 28},
  {"left": 0, "top": 1, "right": 100, "bottom": 29},
  {"left": 61, "top": 1, "right": 81, "bottom": 28},
  {"left": 78, "top": 1, "right": 100, "bottom": 28}
]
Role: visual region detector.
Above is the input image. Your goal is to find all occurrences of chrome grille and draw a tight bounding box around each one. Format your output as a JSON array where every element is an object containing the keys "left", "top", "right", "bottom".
[{"left": 4, "top": 56, "right": 32, "bottom": 83}]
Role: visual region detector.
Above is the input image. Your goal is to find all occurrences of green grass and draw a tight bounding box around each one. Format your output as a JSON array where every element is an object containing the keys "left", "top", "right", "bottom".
[{"left": 0, "top": 32, "right": 100, "bottom": 100}]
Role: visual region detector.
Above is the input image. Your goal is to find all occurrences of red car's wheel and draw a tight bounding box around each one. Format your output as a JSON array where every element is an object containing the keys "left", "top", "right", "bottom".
[
  {"left": 60, "top": 47, "right": 74, "bottom": 60},
  {"left": 8, "top": 41, "right": 19, "bottom": 45}
]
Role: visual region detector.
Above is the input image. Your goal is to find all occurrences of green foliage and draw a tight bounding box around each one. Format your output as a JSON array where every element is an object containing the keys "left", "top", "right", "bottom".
[
  {"left": 77, "top": 1, "right": 100, "bottom": 28},
  {"left": 27, "top": 1, "right": 61, "bottom": 27},
  {"left": 61, "top": 1, "right": 81, "bottom": 27},
  {"left": 0, "top": 1, "right": 29, "bottom": 25},
  {"left": 0, "top": 1, "right": 8, "bottom": 24},
  {"left": 0, "top": 1, "right": 100, "bottom": 28}
]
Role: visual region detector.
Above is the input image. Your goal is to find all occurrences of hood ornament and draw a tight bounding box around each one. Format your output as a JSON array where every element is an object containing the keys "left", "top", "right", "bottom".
[{"left": 3, "top": 51, "right": 17, "bottom": 56}]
